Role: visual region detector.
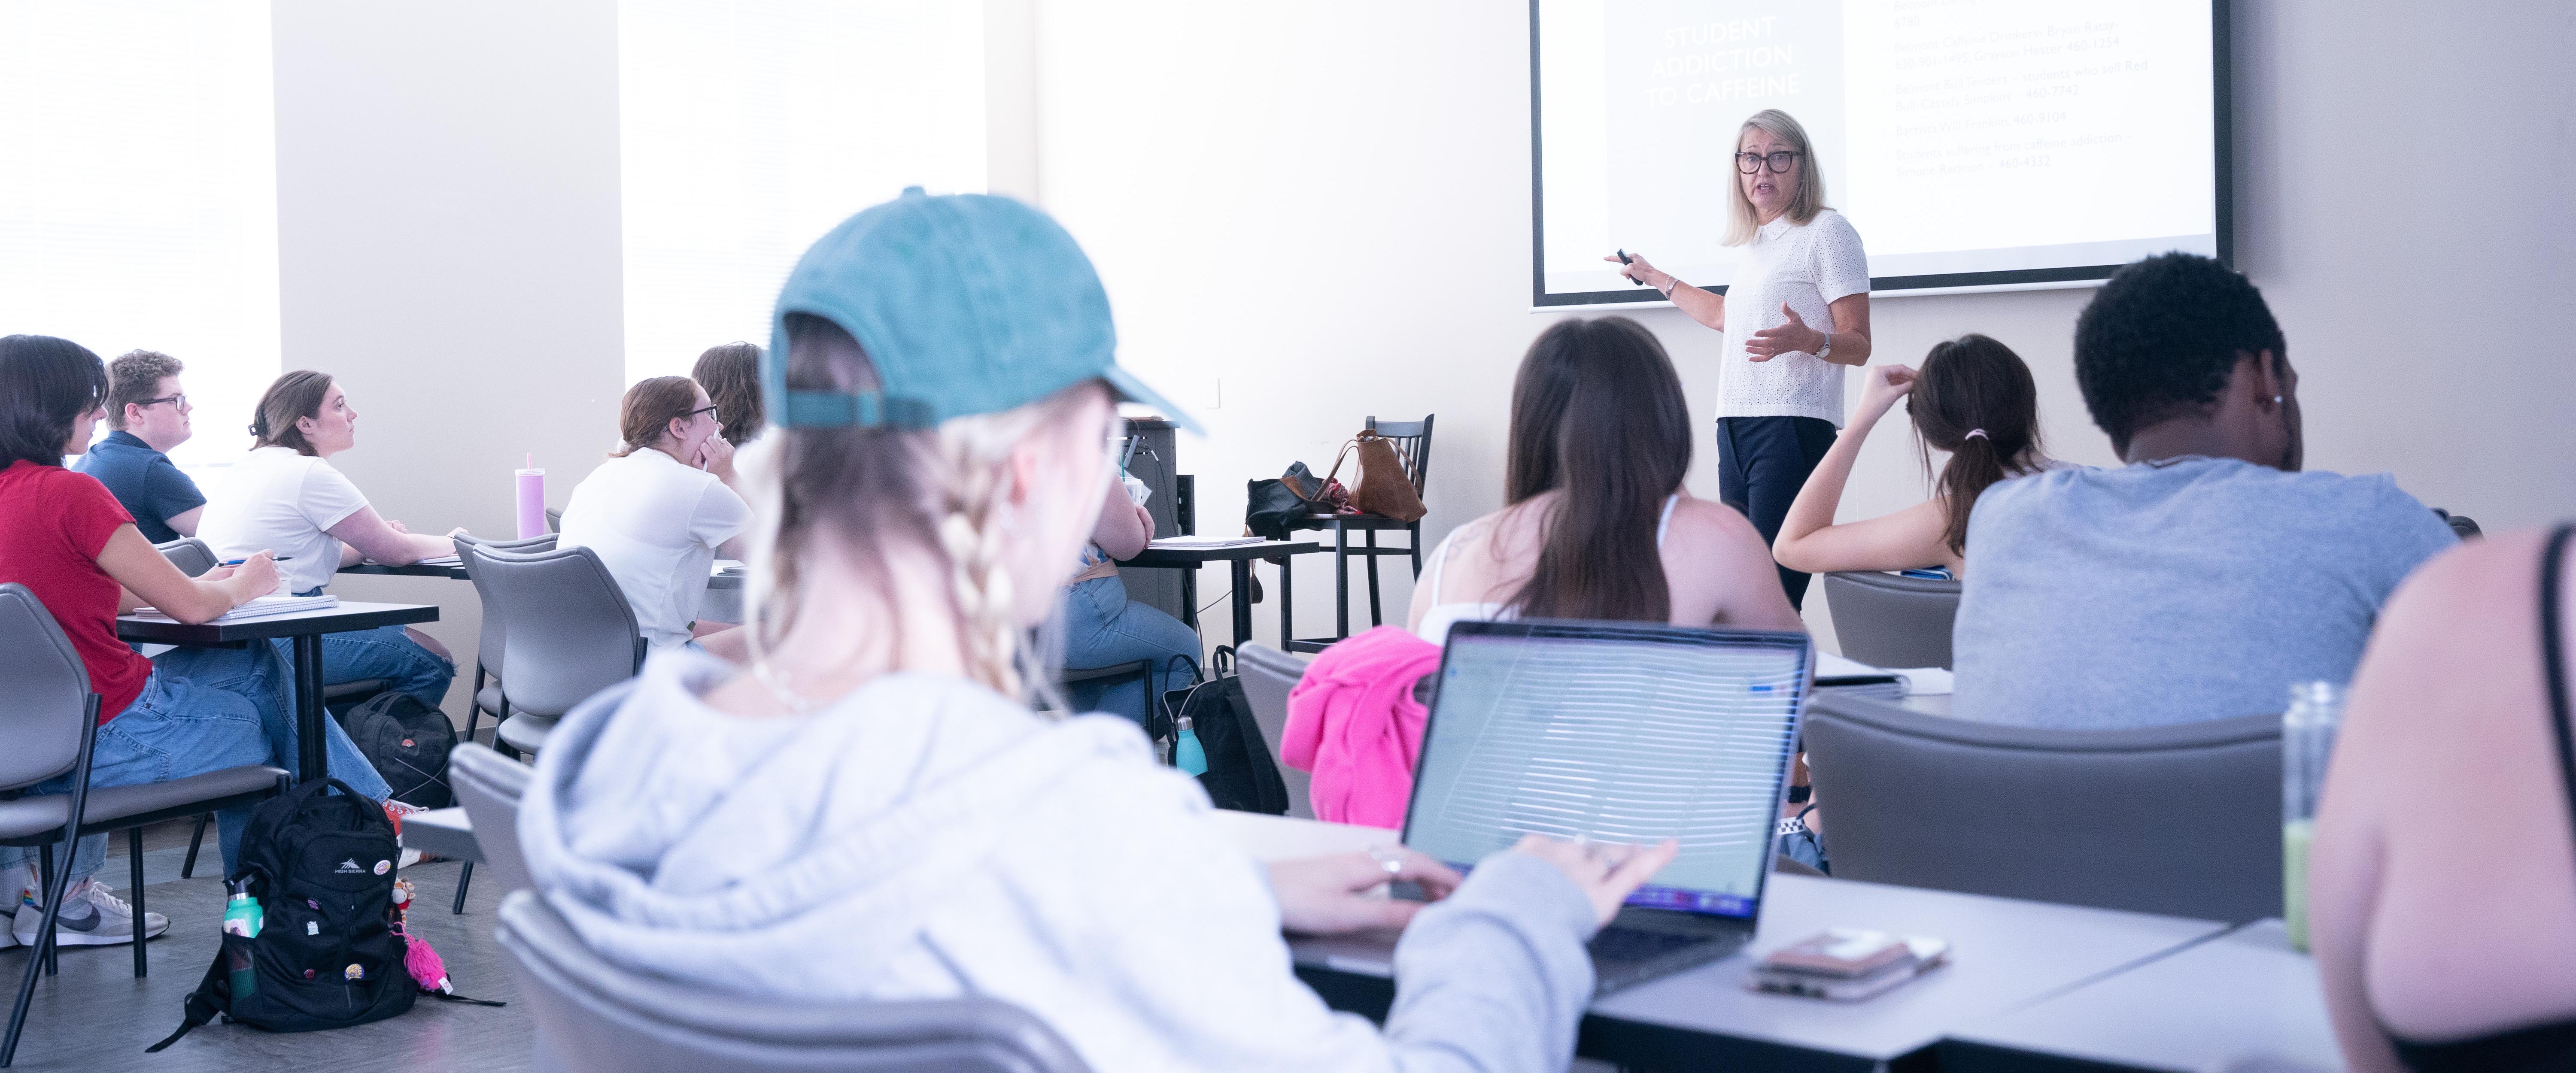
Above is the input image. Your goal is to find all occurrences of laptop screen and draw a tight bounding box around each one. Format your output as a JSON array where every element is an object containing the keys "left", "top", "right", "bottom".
[{"left": 1402, "top": 621, "right": 1810, "bottom": 919}]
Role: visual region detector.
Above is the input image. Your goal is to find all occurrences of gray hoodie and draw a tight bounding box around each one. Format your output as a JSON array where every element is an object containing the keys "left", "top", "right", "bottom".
[{"left": 518, "top": 650, "right": 1603, "bottom": 1073}]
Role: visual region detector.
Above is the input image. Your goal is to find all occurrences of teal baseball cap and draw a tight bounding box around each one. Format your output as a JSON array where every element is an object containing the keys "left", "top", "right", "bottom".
[{"left": 764, "top": 187, "right": 1198, "bottom": 435}]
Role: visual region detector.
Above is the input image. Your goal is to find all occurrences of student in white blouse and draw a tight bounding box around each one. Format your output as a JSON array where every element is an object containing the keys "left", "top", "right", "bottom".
[
  {"left": 556, "top": 376, "right": 752, "bottom": 655},
  {"left": 198, "top": 370, "right": 460, "bottom": 777},
  {"left": 1610, "top": 108, "right": 1875, "bottom": 611}
]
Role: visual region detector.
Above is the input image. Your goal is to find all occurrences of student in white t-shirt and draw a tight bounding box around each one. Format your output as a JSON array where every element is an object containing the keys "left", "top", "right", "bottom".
[
  {"left": 197, "top": 371, "right": 462, "bottom": 767},
  {"left": 556, "top": 376, "right": 752, "bottom": 654}
]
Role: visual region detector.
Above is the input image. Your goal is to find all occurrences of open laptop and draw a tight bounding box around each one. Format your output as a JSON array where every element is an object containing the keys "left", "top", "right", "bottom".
[{"left": 1290, "top": 618, "right": 1813, "bottom": 995}]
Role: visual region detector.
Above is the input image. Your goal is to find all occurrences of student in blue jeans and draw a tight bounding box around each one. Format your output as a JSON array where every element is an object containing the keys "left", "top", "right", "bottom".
[
  {"left": 0, "top": 334, "right": 390, "bottom": 950},
  {"left": 1062, "top": 479, "right": 1202, "bottom": 725}
]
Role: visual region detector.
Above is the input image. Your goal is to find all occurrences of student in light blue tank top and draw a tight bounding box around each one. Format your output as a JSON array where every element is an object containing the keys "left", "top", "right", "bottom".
[{"left": 1952, "top": 253, "right": 2455, "bottom": 730}]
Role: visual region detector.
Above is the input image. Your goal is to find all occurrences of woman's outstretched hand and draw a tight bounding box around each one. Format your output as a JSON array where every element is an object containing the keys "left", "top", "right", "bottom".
[
  {"left": 1603, "top": 251, "right": 1662, "bottom": 288},
  {"left": 1746, "top": 303, "right": 1829, "bottom": 362},
  {"left": 1270, "top": 848, "right": 1464, "bottom": 935}
]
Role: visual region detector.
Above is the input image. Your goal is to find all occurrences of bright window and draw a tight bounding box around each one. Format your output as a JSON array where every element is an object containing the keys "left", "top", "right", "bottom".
[
  {"left": 0, "top": 0, "right": 283, "bottom": 469},
  {"left": 616, "top": 0, "right": 988, "bottom": 383}
]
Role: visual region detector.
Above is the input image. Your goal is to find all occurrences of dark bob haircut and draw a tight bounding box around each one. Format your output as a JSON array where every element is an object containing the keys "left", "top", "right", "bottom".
[
  {"left": 0, "top": 334, "right": 109, "bottom": 469},
  {"left": 2073, "top": 252, "right": 2287, "bottom": 455}
]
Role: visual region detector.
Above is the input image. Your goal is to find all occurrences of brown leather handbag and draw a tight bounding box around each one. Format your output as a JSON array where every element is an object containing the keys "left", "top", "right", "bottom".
[{"left": 1349, "top": 430, "right": 1426, "bottom": 522}]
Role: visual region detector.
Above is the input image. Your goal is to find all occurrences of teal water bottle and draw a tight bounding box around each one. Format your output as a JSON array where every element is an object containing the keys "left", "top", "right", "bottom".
[
  {"left": 1174, "top": 715, "right": 1209, "bottom": 776},
  {"left": 222, "top": 879, "right": 261, "bottom": 999}
]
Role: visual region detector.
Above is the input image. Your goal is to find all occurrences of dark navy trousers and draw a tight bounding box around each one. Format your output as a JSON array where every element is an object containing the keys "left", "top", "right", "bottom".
[{"left": 1715, "top": 415, "right": 1840, "bottom": 612}]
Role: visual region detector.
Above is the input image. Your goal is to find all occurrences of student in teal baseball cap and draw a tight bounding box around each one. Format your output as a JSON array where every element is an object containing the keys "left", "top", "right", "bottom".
[{"left": 519, "top": 190, "right": 1665, "bottom": 1072}]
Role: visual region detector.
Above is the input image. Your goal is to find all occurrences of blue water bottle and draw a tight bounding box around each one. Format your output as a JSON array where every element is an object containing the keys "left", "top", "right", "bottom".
[{"left": 1174, "top": 715, "right": 1209, "bottom": 776}]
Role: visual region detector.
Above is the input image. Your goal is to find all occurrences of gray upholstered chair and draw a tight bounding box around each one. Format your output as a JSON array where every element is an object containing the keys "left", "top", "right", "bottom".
[
  {"left": 445, "top": 742, "right": 533, "bottom": 914},
  {"left": 463, "top": 539, "right": 627, "bottom": 759},
  {"left": 1233, "top": 643, "right": 1313, "bottom": 819},
  {"left": 1820, "top": 571, "right": 1962, "bottom": 670},
  {"left": 1803, "top": 691, "right": 2282, "bottom": 923},
  {"left": 150, "top": 536, "right": 218, "bottom": 578},
  {"left": 497, "top": 891, "right": 1095, "bottom": 1073},
  {"left": 0, "top": 584, "right": 290, "bottom": 1066},
  {"left": 455, "top": 532, "right": 558, "bottom": 747}
]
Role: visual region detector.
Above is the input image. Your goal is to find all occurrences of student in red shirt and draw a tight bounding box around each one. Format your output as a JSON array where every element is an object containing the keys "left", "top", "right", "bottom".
[{"left": 0, "top": 335, "right": 298, "bottom": 951}]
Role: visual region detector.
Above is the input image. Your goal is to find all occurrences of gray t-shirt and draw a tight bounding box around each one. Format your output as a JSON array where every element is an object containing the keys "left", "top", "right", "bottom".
[{"left": 1952, "top": 457, "right": 2457, "bottom": 729}]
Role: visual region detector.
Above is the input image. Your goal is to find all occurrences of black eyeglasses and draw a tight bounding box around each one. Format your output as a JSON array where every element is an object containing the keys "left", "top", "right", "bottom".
[
  {"left": 686, "top": 404, "right": 720, "bottom": 422},
  {"left": 135, "top": 393, "right": 188, "bottom": 410},
  {"left": 1737, "top": 150, "right": 1803, "bottom": 174}
]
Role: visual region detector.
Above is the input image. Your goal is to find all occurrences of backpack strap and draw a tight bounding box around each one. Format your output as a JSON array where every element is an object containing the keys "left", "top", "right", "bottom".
[{"left": 143, "top": 955, "right": 230, "bottom": 1053}]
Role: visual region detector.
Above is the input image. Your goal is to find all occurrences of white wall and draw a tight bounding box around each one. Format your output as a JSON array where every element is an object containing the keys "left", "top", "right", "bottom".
[
  {"left": 1032, "top": 0, "right": 2576, "bottom": 655},
  {"left": 271, "top": 0, "right": 629, "bottom": 720},
  {"left": 246, "top": 0, "right": 2574, "bottom": 709}
]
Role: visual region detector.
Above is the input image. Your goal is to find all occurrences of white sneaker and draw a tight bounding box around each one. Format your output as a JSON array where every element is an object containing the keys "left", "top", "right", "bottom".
[{"left": 13, "top": 879, "right": 170, "bottom": 948}]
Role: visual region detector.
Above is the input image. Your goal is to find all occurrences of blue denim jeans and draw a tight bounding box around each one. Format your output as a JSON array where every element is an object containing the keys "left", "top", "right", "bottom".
[
  {"left": 200, "top": 641, "right": 395, "bottom": 804},
  {"left": 277, "top": 593, "right": 458, "bottom": 712},
  {"left": 1061, "top": 576, "right": 1203, "bottom": 726},
  {"left": 0, "top": 649, "right": 285, "bottom": 888}
]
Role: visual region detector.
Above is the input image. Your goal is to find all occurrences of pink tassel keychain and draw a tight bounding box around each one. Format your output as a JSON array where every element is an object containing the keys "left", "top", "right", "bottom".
[
  {"left": 389, "top": 878, "right": 470, "bottom": 997},
  {"left": 386, "top": 878, "right": 505, "bottom": 1007}
]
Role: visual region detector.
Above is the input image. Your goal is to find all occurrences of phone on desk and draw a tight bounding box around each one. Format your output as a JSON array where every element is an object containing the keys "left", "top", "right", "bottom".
[{"left": 1748, "top": 929, "right": 1949, "bottom": 1001}]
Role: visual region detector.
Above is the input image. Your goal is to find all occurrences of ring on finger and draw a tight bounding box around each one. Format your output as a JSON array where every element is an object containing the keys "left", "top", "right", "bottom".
[{"left": 1365, "top": 844, "right": 1406, "bottom": 878}]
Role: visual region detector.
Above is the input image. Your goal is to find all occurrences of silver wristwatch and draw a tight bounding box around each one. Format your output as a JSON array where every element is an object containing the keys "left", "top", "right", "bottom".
[{"left": 1814, "top": 331, "right": 1833, "bottom": 361}]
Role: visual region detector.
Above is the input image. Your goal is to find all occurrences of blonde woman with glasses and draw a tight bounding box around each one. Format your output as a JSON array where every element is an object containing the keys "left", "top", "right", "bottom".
[{"left": 1610, "top": 108, "right": 1874, "bottom": 611}]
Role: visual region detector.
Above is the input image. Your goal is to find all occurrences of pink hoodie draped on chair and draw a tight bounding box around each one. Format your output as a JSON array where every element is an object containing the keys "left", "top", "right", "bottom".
[{"left": 1280, "top": 626, "right": 1443, "bottom": 829}]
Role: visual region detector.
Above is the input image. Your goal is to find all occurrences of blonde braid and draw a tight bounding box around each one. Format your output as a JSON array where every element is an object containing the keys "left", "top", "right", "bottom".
[{"left": 933, "top": 430, "right": 1027, "bottom": 700}]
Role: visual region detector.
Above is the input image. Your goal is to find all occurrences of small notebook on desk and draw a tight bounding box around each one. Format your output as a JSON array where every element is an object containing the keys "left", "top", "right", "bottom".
[
  {"left": 411, "top": 555, "right": 463, "bottom": 567},
  {"left": 131, "top": 594, "right": 339, "bottom": 624},
  {"left": 1148, "top": 536, "right": 1267, "bottom": 550}
]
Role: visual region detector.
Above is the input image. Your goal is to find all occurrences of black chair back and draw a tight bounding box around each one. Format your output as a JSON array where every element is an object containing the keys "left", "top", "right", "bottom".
[{"left": 1363, "top": 414, "right": 1434, "bottom": 496}]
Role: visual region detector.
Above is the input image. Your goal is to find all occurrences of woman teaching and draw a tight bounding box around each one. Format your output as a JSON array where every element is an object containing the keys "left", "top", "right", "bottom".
[{"left": 1609, "top": 108, "right": 1872, "bottom": 610}]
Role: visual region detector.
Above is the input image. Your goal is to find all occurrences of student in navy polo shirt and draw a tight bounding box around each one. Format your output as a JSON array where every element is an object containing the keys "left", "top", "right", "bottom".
[{"left": 71, "top": 349, "right": 205, "bottom": 543}]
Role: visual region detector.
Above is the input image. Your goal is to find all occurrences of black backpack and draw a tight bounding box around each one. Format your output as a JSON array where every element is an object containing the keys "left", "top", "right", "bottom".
[
  {"left": 150, "top": 780, "right": 417, "bottom": 1051},
  {"left": 1149, "top": 649, "right": 1291, "bottom": 815},
  {"left": 340, "top": 691, "right": 456, "bottom": 809}
]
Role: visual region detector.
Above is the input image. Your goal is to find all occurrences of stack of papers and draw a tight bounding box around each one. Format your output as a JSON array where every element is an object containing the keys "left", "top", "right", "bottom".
[
  {"left": 131, "top": 594, "right": 340, "bottom": 624},
  {"left": 410, "top": 555, "right": 463, "bottom": 567},
  {"left": 1148, "top": 536, "right": 1267, "bottom": 550},
  {"left": 1815, "top": 653, "right": 1955, "bottom": 697}
]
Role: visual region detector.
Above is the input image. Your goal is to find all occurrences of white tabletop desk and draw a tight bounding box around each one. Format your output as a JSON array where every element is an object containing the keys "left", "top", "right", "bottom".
[
  {"left": 1266, "top": 806, "right": 2230, "bottom": 1071},
  {"left": 1941, "top": 919, "right": 2346, "bottom": 1073}
]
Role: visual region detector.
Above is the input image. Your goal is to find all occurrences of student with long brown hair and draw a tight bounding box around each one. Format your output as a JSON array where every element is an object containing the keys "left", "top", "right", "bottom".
[
  {"left": 198, "top": 370, "right": 461, "bottom": 734},
  {"left": 690, "top": 341, "right": 765, "bottom": 447},
  {"left": 1407, "top": 315, "right": 1803, "bottom": 644},
  {"left": 1773, "top": 333, "right": 2057, "bottom": 578}
]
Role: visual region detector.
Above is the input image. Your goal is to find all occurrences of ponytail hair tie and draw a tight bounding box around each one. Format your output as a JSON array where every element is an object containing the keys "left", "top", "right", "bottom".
[{"left": 1963, "top": 428, "right": 1989, "bottom": 441}]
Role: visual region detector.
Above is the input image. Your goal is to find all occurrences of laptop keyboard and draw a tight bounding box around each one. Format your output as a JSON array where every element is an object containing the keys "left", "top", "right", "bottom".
[{"left": 1588, "top": 926, "right": 1705, "bottom": 965}]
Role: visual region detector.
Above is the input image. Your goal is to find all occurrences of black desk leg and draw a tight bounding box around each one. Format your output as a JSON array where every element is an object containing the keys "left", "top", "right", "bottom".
[
  {"left": 292, "top": 633, "right": 329, "bottom": 784},
  {"left": 1230, "top": 559, "right": 1255, "bottom": 648},
  {"left": 1276, "top": 554, "right": 1294, "bottom": 647},
  {"left": 1334, "top": 524, "right": 1351, "bottom": 639}
]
